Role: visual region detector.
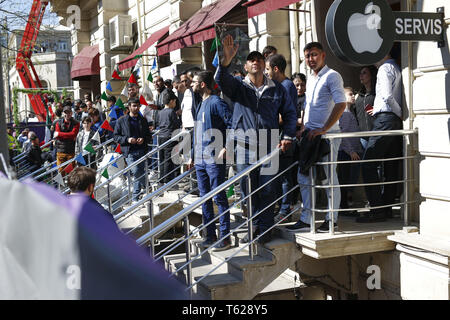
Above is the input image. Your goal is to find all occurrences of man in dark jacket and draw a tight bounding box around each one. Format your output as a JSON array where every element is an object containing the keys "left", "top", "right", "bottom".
[
  {"left": 113, "top": 98, "right": 152, "bottom": 203},
  {"left": 215, "top": 35, "right": 297, "bottom": 244},
  {"left": 54, "top": 105, "right": 80, "bottom": 172}
]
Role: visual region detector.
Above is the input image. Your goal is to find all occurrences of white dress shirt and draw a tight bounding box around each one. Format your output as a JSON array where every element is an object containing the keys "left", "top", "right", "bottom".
[
  {"left": 303, "top": 65, "right": 346, "bottom": 132},
  {"left": 373, "top": 59, "right": 403, "bottom": 119}
]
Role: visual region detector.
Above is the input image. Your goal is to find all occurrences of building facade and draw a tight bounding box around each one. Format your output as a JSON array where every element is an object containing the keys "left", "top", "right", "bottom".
[{"left": 49, "top": 0, "right": 449, "bottom": 300}]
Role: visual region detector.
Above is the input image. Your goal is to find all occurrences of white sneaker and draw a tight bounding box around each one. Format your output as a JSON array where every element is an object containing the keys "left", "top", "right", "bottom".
[{"left": 148, "top": 170, "right": 158, "bottom": 181}]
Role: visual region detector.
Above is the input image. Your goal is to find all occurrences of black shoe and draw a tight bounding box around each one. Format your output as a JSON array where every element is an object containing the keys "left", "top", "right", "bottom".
[
  {"left": 213, "top": 238, "right": 232, "bottom": 251},
  {"left": 317, "top": 220, "right": 338, "bottom": 233},
  {"left": 341, "top": 210, "right": 358, "bottom": 217},
  {"left": 286, "top": 220, "right": 311, "bottom": 232},
  {"left": 356, "top": 211, "right": 386, "bottom": 223},
  {"left": 257, "top": 230, "right": 273, "bottom": 245},
  {"left": 201, "top": 237, "right": 217, "bottom": 248}
]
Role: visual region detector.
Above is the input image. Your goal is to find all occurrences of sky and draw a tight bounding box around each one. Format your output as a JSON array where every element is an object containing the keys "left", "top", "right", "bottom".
[{"left": 0, "top": 0, "right": 60, "bottom": 31}]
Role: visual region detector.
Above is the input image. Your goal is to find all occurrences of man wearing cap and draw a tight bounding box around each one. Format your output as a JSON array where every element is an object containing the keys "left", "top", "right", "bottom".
[
  {"left": 113, "top": 97, "right": 152, "bottom": 203},
  {"left": 54, "top": 105, "right": 80, "bottom": 171},
  {"left": 74, "top": 99, "right": 83, "bottom": 121},
  {"left": 215, "top": 35, "right": 297, "bottom": 244}
]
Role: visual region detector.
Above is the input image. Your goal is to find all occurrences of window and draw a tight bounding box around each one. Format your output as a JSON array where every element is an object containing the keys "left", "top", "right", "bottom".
[{"left": 58, "top": 41, "right": 68, "bottom": 51}]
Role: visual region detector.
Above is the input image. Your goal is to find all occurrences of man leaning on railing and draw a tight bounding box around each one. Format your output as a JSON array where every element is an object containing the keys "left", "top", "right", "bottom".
[{"left": 287, "top": 41, "right": 347, "bottom": 233}]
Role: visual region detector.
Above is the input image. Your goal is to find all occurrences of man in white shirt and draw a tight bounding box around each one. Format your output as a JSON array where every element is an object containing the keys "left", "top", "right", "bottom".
[
  {"left": 358, "top": 48, "right": 403, "bottom": 223},
  {"left": 180, "top": 72, "right": 195, "bottom": 130},
  {"left": 287, "top": 42, "right": 346, "bottom": 233}
]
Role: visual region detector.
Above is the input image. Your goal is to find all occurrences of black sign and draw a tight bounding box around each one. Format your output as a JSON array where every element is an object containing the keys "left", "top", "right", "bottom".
[
  {"left": 325, "top": 0, "right": 445, "bottom": 66},
  {"left": 394, "top": 11, "right": 444, "bottom": 42}
]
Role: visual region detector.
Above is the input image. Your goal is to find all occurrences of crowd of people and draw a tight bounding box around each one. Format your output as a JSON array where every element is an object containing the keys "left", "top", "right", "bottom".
[{"left": 9, "top": 34, "right": 405, "bottom": 251}]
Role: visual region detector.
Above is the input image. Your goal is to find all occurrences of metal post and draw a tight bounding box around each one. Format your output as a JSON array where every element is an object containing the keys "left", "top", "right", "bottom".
[
  {"left": 310, "top": 166, "right": 316, "bottom": 234},
  {"left": 329, "top": 139, "right": 335, "bottom": 235},
  {"left": 107, "top": 183, "right": 112, "bottom": 212},
  {"left": 127, "top": 172, "right": 132, "bottom": 204},
  {"left": 88, "top": 153, "right": 91, "bottom": 168},
  {"left": 247, "top": 173, "right": 255, "bottom": 260},
  {"left": 145, "top": 156, "right": 149, "bottom": 195},
  {"left": 403, "top": 135, "right": 409, "bottom": 226},
  {"left": 147, "top": 200, "right": 155, "bottom": 257},
  {"left": 184, "top": 215, "right": 193, "bottom": 299}
]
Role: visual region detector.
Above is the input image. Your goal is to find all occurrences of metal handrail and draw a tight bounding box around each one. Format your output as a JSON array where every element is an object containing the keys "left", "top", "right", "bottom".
[
  {"left": 136, "top": 147, "right": 281, "bottom": 246},
  {"left": 13, "top": 140, "right": 53, "bottom": 162},
  {"left": 115, "top": 167, "right": 194, "bottom": 222},
  {"left": 322, "top": 129, "right": 416, "bottom": 139},
  {"left": 94, "top": 129, "right": 189, "bottom": 191},
  {"left": 25, "top": 138, "right": 115, "bottom": 182}
]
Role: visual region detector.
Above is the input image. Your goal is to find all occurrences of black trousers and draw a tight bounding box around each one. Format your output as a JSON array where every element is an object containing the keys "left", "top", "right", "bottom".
[
  {"left": 158, "top": 136, "right": 176, "bottom": 183},
  {"left": 362, "top": 112, "right": 403, "bottom": 209}
]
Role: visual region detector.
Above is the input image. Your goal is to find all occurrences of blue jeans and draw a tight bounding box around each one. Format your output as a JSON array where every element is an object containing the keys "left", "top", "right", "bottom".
[
  {"left": 299, "top": 138, "right": 341, "bottom": 224},
  {"left": 236, "top": 162, "right": 277, "bottom": 234},
  {"left": 279, "top": 153, "right": 295, "bottom": 214},
  {"left": 127, "top": 148, "right": 147, "bottom": 202},
  {"left": 195, "top": 163, "right": 230, "bottom": 240}
]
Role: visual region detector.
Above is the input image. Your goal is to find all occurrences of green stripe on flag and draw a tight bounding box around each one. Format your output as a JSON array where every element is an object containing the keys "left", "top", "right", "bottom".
[
  {"left": 84, "top": 142, "right": 96, "bottom": 154},
  {"left": 226, "top": 184, "right": 234, "bottom": 198}
]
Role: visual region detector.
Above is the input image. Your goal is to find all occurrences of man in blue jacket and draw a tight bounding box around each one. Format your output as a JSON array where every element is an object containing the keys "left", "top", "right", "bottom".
[
  {"left": 215, "top": 35, "right": 297, "bottom": 244},
  {"left": 190, "top": 70, "right": 233, "bottom": 251}
]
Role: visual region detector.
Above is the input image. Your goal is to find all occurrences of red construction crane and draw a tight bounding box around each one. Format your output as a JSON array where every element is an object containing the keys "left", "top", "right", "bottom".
[{"left": 16, "top": 0, "right": 54, "bottom": 122}]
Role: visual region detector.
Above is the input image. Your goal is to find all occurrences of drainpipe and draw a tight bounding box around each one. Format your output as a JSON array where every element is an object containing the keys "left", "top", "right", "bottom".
[
  {"left": 289, "top": 3, "right": 300, "bottom": 74},
  {"left": 135, "top": 0, "right": 146, "bottom": 82}
]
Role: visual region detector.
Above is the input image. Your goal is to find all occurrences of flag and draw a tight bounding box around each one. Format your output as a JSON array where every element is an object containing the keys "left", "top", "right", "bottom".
[
  {"left": 110, "top": 155, "right": 118, "bottom": 168},
  {"left": 64, "top": 163, "right": 74, "bottom": 174},
  {"left": 212, "top": 51, "right": 219, "bottom": 68},
  {"left": 108, "top": 109, "right": 118, "bottom": 120},
  {"left": 100, "top": 120, "right": 114, "bottom": 132},
  {"left": 91, "top": 131, "right": 101, "bottom": 143},
  {"left": 101, "top": 92, "right": 108, "bottom": 101},
  {"left": 128, "top": 73, "right": 137, "bottom": 84},
  {"left": 112, "top": 69, "right": 121, "bottom": 80},
  {"left": 53, "top": 172, "right": 65, "bottom": 186},
  {"left": 0, "top": 178, "right": 188, "bottom": 299},
  {"left": 133, "top": 54, "right": 143, "bottom": 60},
  {"left": 115, "top": 144, "right": 122, "bottom": 154},
  {"left": 106, "top": 82, "right": 113, "bottom": 92},
  {"left": 116, "top": 98, "right": 126, "bottom": 111},
  {"left": 147, "top": 72, "right": 153, "bottom": 83},
  {"left": 121, "top": 85, "right": 128, "bottom": 98},
  {"left": 84, "top": 142, "right": 96, "bottom": 154},
  {"left": 75, "top": 153, "right": 86, "bottom": 166},
  {"left": 151, "top": 59, "right": 157, "bottom": 70},
  {"left": 210, "top": 35, "right": 220, "bottom": 52},
  {"left": 134, "top": 59, "right": 143, "bottom": 76},
  {"left": 142, "top": 83, "right": 153, "bottom": 101},
  {"left": 139, "top": 95, "right": 148, "bottom": 106},
  {"left": 226, "top": 184, "right": 235, "bottom": 198},
  {"left": 102, "top": 168, "right": 109, "bottom": 179}
]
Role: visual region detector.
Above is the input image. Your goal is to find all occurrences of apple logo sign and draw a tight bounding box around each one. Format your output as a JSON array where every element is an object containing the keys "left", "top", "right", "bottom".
[{"left": 347, "top": 2, "right": 383, "bottom": 53}]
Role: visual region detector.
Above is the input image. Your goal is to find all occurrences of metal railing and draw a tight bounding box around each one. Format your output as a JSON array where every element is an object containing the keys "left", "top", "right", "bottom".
[
  {"left": 22, "top": 138, "right": 116, "bottom": 187},
  {"left": 134, "top": 148, "right": 300, "bottom": 296},
  {"left": 94, "top": 129, "right": 192, "bottom": 213},
  {"left": 127, "top": 129, "right": 418, "bottom": 296},
  {"left": 306, "top": 129, "right": 418, "bottom": 235}
]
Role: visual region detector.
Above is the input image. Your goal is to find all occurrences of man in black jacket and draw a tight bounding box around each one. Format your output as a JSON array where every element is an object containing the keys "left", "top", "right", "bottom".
[{"left": 113, "top": 98, "right": 152, "bottom": 203}]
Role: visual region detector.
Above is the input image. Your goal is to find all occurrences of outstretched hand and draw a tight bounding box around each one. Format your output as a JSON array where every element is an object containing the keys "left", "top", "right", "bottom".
[{"left": 222, "top": 34, "right": 239, "bottom": 67}]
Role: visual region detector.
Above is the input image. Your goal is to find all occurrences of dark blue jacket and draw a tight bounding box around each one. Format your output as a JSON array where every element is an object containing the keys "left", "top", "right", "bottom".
[
  {"left": 215, "top": 65, "right": 297, "bottom": 159},
  {"left": 193, "top": 95, "right": 232, "bottom": 164},
  {"left": 113, "top": 114, "right": 152, "bottom": 157}
]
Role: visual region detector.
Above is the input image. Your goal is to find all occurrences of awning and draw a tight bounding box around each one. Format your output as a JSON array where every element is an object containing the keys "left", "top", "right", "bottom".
[
  {"left": 244, "top": 0, "right": 300, "bottom": 19},
  {"left": 156, "top": 0, "right": 243, "bottom": 56},
  {"left": 118, "top": 25, "right": 170, "bottom": 72},
  {"left": 71, "top": 44, "right": 100, "bottom": 80}
]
